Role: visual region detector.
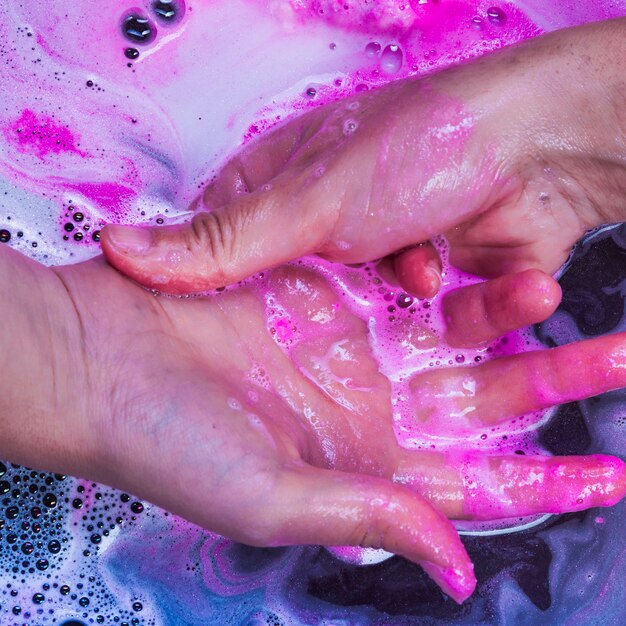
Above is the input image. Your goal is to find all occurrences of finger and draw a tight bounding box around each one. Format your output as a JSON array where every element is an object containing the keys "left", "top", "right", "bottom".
[
  {"left": 252, "top": 464, "right": 476, "bottom": 604},
  {"left": 101, "top": 173, "right": 334, "bottom": 294},
  {"left": 409, "top": 332, "right": 626, "bottom": 427},
  {"left": 395, "top": 449, "right": 626, "bottom": 520},
  {"left": 443, "top": 269, "right": 562, "bottom": 348},
  {"left": 393, "top": 243, "right": 443, "bottom": 299}
]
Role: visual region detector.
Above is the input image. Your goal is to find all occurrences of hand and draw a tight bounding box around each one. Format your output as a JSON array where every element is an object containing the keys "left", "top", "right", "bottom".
[
  {"left": 3, "top": 245, "right": 626, "bottom": 603},
  {"left": 100, "top": 19, "right": 626, "bottom": 297}
]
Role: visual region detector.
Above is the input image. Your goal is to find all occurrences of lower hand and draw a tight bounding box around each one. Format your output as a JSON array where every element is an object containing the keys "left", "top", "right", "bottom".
[{"left": 4, "top": 246, "right": 625, "bottom": 603}]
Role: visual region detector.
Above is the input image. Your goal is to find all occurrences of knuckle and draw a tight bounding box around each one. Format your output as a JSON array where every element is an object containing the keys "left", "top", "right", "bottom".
[
  {"left": 354, "top": 493, "right": 393, "bottom": 550},
  {"left": 232, "top": 468, "right": 283, "bottom": 547},
  {"left": 189, "top": 211, "right": 236, "bottom": 284}
]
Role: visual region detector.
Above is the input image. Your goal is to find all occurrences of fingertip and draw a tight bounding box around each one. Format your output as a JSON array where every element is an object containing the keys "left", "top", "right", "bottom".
[
  {"left": 101, "top": 224, "right": 154, "bottom": 257},
  {"left": 443, "top": 269, "right": 564, "bottom": 348},
  {"left": 514, "top": 269, "right": 562, "bottom": 319},
  {"left": 421, "top": 559, "right": 476, "bottom": 604},
  {"left": 393, "top": 244, "right": 442, "bottom": 299}
]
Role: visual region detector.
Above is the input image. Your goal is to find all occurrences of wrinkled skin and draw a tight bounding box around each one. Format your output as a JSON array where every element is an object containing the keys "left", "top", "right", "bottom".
[
  {"left": 101, "top": 19, "right": 626, "bottom": 298},
  {"left": 4, "top": 244, "right": 626, "bottom": 603}
]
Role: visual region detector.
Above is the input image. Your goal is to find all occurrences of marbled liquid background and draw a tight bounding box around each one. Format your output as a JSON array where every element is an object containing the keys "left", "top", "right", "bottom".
[{"left": 0, "top": 1, "right": 624, "bottom": 624}]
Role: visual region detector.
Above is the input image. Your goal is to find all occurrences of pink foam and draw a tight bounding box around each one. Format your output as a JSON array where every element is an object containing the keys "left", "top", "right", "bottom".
[{"left": 5, "top": 109, "right": 87, "bottom": 160}]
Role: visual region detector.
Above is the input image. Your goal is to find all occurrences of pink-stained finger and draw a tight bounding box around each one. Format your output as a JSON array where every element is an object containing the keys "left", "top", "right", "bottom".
[
  {"left": 443, "top": 269, "right": 562, "bottom": 348},
  {"left": 394, "top": 449, "right": 626, "bottom": 520},
  {"left": 459, "top": 453, "right": 626, "bottom": 520},
  {"left": 256, "top": 464, "right": 476, "bottom": 603},
  {"left": 409, "top": 332, "right": 626, "bottom": 427},
  {"left": 393, "top": 243, "right": 443, "bottom": 299}
]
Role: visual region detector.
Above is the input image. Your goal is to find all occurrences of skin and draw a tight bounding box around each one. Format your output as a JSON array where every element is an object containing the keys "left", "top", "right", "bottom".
[
  {"left": 2, "top": 244, "right": 626, "bottom": 603},
  {"left": 100, "top": 18, "right": 626, "bottom": 302}
]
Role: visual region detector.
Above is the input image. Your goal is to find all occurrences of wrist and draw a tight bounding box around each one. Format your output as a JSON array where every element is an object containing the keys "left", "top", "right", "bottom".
[
  {"left": 522, "top": 19, "right": 626, "bottom": 226},
  {"left": 0, "top": 247, "right": 101, "bottom": 477}
]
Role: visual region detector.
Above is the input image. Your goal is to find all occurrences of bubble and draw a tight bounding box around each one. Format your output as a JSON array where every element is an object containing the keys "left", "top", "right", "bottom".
[
  {"left": 380, "top": 44, "right": 403, "bottom": 74},
  {"left": 43, "top": 492, "right": 57, "bottom": 508},
  {"left": 132, "top": 601, "right": 143, "bottom": 611},
  {"left": 73, "top": 212, "right": 84, "bottom": 222},
  {"left": 153, "top": 0, "right": 185, "bottom": 23},
  {"left": 487, "top": 6, "right": 507, "bottom": 23},
  {"left": 0, "top": 229, "right": 11, "bottom": 242},
  {"left": 305, "top": 86, "right": 317, "bottom": 98},
  {"left": 92, "top": 230, "right": 101, "bottom": 242},
  {"left": 32, "top": 592, "right": 45, "bottom": 604},
  {"left": 130, "top": 501, "right": 144, "bottom": 514},
  {"left": 72, "top": 498, "right": 83, "bottom": 509},
  {"left": 124, "top": 47, "right": 140, "bottom": 60},
  {"left": 396, "top": 293, "right": 414, "bottom": 308},
  {"left": 343, "top": 119, "right": 358, "bottom": 135},
  {"left": 48, "top": 539, "right": 61, "bottom": 554},
  {"left": 35, "top": 558, "right": 49, "bottom": 571},
  {"left": 74, "top": 231, "right": 84, "bottom": 241},
  {"left": 6, "top": 505, "right": 18, "bottom": 519},
  {"left": 122, "top": 15, "right": 156, "bottom": 44},
  {"left": 364, "top": 41, "right": 381, "bottom": 57},
  {"left": 64, "top": 222, "right": 74, "bottom": 232}
]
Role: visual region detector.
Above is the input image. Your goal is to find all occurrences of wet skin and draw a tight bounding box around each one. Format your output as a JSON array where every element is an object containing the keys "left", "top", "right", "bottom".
[
  {"left": 2, "top": 243, "right": 626, "bottom": 603},
  {"left": 102, "top": 18, "right": 626, "bottom": 299}
]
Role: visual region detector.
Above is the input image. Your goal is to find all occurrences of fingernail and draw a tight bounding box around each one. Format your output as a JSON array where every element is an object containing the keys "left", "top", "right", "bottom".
[
  {"left": 421, "top": 561, "right": 476, "bottom": 604},
  {"left": 420, "top": 264, "right": 442, "bottom": 299},
  {"left": 105, "top": 225, "right": 153, "bottom": 255},
  {"left": 426, "top": 259, "right": 442, "bottom": 284}
]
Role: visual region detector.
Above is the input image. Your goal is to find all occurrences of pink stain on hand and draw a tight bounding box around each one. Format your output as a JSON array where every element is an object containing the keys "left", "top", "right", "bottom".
[{"left": 5, "top": 109, "right": 87, "bottom": 159}]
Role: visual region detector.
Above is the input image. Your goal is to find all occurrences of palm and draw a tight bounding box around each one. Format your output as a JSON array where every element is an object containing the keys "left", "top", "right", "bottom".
[{"left": 49, "top": 254, "right": 626, "bottom": 603}]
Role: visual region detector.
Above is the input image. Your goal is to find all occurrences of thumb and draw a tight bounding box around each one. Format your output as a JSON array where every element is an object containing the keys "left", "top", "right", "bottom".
[
  {"left": 258, "top": 465, "right": 476, "bottom": 604},
  {"left": 101, "top": 184, "right": 331, "bottom": 294}
]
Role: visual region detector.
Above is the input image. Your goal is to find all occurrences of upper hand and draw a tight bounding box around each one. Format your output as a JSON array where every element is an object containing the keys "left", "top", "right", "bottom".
[{"left": 100, "top": 19, "right": 626, "bottom": 296}]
